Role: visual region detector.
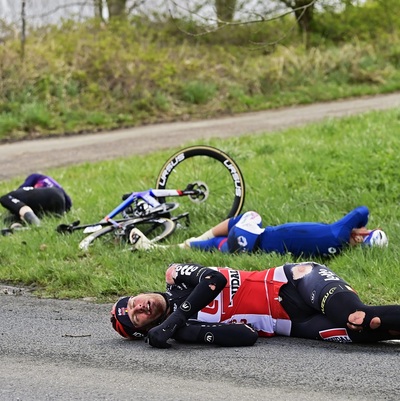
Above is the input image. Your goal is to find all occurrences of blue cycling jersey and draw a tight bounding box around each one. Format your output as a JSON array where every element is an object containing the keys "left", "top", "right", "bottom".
[
  {"left": 190, "top": 206, "right": 370, "bottom": 258},
  {"left": 257, "top": 206, "right": 369, "bottom": 257}
]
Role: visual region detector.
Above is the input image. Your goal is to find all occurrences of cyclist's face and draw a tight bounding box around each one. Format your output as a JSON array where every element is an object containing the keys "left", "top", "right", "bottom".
[{"left": 126, "top": 293, "right": 166, "bottom": 328}]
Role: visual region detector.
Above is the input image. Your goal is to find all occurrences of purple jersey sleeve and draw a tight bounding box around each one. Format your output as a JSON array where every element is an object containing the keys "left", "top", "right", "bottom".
[
  {"left": 19, "top": 173, "right": 45, "bottom": 188},
  {"left": 19, "top": 173, "right": 72, "bottom": 211}
]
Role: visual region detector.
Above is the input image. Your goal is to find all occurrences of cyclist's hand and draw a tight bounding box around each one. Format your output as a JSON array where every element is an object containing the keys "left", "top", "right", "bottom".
[{"left": 146, "top": 313, "right": 186, "bottom": 349}]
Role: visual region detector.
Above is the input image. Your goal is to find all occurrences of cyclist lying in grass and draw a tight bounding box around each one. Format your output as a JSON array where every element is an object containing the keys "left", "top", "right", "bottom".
[
  {"left": 111, "top": 262, "right": 400, "bottom": 348},
  {"left": 130, "top": 206, "right": 388, "bottom": 258},
  {"left": 0, "top": 173, "right": 72, "bottom": 229}
]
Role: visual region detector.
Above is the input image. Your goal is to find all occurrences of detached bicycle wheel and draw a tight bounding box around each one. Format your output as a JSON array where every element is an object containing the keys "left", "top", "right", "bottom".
[
  {"left": 78, "top": 217, "right": 175, "bottom": 251},
  {"left": 156, "top": 145, "right": 245, "bottom": 221}
]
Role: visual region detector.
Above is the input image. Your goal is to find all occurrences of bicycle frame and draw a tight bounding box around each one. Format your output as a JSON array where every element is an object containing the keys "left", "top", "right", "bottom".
[
  {"left": 56, "top": 145, "right": 245, "bottom": 246},
  {"left": 57, "top": 187, "right": 201, "bottom": 234},
  {"left": 103, "top": 187, "right": 203, "bottom": 227}
]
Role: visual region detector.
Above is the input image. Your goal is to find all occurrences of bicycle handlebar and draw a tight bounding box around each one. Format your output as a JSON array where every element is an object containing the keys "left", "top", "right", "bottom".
[
  {"left": 104, "top": 187, "right": 204, "bottom": 221},
  {"left": 104, "top": 190, "right": 159, "bottom": 220}
]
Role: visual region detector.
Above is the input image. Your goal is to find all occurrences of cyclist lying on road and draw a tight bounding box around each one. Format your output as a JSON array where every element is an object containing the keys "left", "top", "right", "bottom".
[
  {"left": 111, "top": 261, "right": 400, "bottom": 348},
  {"left": 129, "top": 206, "right": 388, "bottom": 258}
]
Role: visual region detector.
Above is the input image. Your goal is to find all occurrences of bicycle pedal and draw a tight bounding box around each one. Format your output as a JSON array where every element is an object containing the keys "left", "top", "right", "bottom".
[{"left": 130, "top": 234, "right": 140, "bottom": 244}]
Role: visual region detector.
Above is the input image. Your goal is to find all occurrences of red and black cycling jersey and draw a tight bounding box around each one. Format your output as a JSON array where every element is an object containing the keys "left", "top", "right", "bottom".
[
  {"left": 165, "top": 263, "right": 290, "bottom": 337},
  {"left": 164, "top": 262, "right": 399, "bottom": 344}
]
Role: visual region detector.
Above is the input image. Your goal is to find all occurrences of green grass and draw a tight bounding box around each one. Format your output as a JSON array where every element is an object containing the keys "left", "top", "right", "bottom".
[
  {"left": 1, "top": 19, "right": 400, "bottom": 141},
  {"left": 1, "top": 108, "right": 400, "bottom": 306}
]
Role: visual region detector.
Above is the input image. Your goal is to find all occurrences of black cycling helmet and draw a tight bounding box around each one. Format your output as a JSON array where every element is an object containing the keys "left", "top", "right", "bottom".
[{"left": 110, "top": 296, "right": 147, "bottom": 340}]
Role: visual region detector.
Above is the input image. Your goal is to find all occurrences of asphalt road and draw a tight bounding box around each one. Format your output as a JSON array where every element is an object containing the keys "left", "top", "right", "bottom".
[
  {"left": 1, "top": 290, "right": 400, "bottom": 401},
  {"left": 1, "top": 92, "right": 400, "bottom": 180},
  {"left": 1, "top": 93, "right": 400, "bottom": 401}
]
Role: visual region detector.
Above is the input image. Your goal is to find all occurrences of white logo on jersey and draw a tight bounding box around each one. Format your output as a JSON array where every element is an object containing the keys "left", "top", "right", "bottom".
[
  {"left": 228, "top": 269, "right": 241, "bottom": 305},
  {"left": 180, "top": 301, "right": 191, "bottom": 312},
  {"left": 175, "top": 264, "right": 199, "bottom": 276},
  {"left": 318, "top": 268, "right": 340, "bottom": 281},
  {"left": 237, "top": 236, "right": 247, "bottom": 247},
  {"left": 204, "top": 332, "right": 214, "bottom": 343}
]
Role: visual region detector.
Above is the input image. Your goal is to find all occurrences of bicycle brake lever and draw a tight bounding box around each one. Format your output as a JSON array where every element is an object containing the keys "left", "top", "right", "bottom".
[
  {"left": 56, "top": 220, "right": 81, "bottom": 234},
  {"left": 56, "top": 224, "right": 71, "bottom": 233}
]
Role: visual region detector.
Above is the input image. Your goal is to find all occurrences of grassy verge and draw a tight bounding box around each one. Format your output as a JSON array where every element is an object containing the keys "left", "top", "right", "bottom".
[
  {"left": 0, "top": 108, "right": 399, "bottom": 305},
  {"left": 1, "top": 19, "right": 400, "bottom": 141}
]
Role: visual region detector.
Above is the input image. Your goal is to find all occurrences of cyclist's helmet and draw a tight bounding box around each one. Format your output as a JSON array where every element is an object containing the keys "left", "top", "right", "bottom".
[
  {"left": 110, "top": 296, "right": 147, "bottom": 340},
  {"left": 363, "top": 229, "right": 389, "bottom": 248}
]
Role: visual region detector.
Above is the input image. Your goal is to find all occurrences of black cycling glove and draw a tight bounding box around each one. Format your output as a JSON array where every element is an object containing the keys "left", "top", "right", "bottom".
[
  {"left": 146, "top": 312, "right": 186, "bottom": 349},
  {"left": 147, "top": 269, "right": 227, "bottom": 348}
]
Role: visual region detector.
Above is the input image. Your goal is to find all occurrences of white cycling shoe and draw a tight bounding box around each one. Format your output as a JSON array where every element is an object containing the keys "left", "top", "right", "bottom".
[{"left": 129, "top": 228, "right": 155, "bottom": 251}]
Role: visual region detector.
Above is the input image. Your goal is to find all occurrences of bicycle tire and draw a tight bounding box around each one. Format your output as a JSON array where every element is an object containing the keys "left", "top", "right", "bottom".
[
  {"left": 155, "top": 145, "right": 245, "bottom": 220},
  {"left": 78, "top": 217, "right": 175, "bottom": 251}
]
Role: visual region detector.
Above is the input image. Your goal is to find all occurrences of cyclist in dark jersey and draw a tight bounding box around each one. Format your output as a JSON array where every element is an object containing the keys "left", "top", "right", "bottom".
[
  {"left": 0, "top": 173, "right": 72, "bottom": 227},
  {"left": 111, "top": 262, "right": 400, "bottom": 348},
  {"left": 130, "top": 206, "right": 388, "bottom": 258}
]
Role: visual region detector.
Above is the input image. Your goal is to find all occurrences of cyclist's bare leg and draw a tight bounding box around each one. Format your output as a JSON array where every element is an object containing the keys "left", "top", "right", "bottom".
[
  {"left": 347, "top": 311, "right": 381, "bottom": 330},
  {"left": 347, "top": 310, "right": 400, "bottom": 336},
  {"left": 131, "top": 218, "right": 230, "bottom": 250},
  {"left": 180, "top": 219, "right": 230, "bottom": 248},
  {"left": 207, "top": 219, "right": 229, "bottom": 237}
]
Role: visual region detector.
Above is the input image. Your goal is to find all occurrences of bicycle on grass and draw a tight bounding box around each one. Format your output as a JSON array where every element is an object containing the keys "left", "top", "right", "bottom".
[{"left": 56, "top": 145, "right": 246, "bottom": 251}]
